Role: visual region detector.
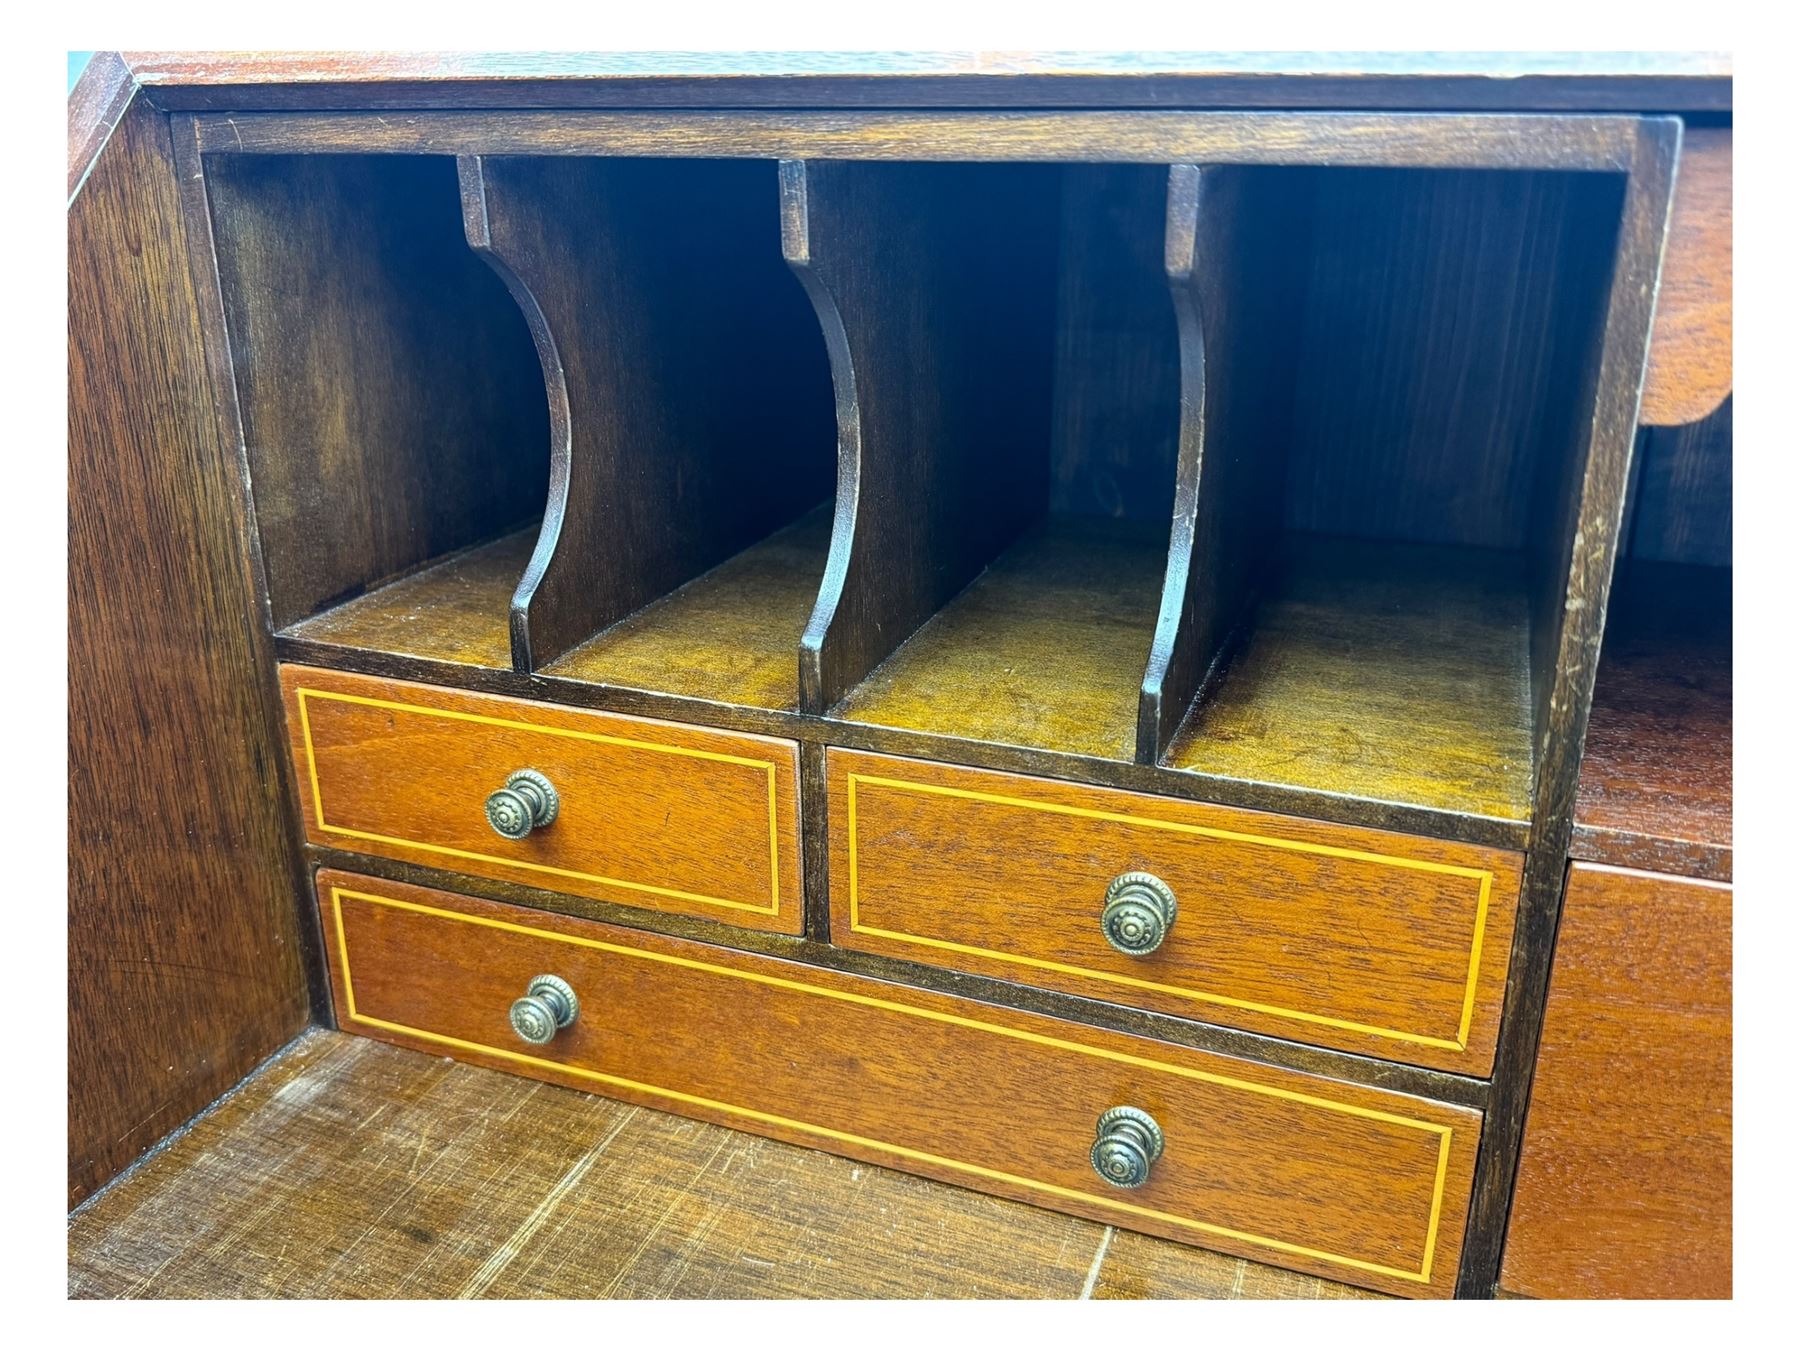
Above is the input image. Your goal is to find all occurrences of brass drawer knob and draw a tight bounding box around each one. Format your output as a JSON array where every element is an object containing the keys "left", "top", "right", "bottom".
[
  {"left": 1090, "top": 1105, "right": 1164, "bottom": 1189},
  {"left": 485, "top": 769, "right": 559, "bottom": 839},
  {"left": 1101, "top": 872, "right": 1177, "bottom": 956},
  {"left": 509, "top": 974, "right": 579, "bottom": 1045}
]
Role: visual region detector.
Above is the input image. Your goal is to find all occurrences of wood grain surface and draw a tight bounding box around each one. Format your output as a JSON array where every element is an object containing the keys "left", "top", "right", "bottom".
[
  {"left": 315, "top": 871, "right": 1481, "bottom": 1296},
  {"left": 1572, "top": 561, "right": 1731, "bottom": 880},
  {"left": 68, "top": 1029, "right": 1382, "bottom": 1299},
  {"left": 203, "top": 153, "right": 549, "bottom": 632},
  {"left": 283, "top": 529, "right": 538, "bottom": 671},
  {"left": 835, "top": 517, "right": 1168, "bottom": 761},
  {"left": 461, "top": 155, "right": 834, "bottom": 670},
  {"left": 828, "top": 749, "right": 1521, "bottom": 1073},
  {"left": 1499, "top": 863, "right": 1732, "bottom": 1298},
  {"left": 785, "top": 159, "right": 1061, "bottom": 712},
  {"left": 122, "top": 50, "right": 1730, "bottom": 113},
  {"left": 281, "top": 666, "right": 804, "bottom": 934},
  {"left": 69, "top": 96, "right": 312, "bottom": 1207},
  {"left": 1640, "top": 129, "right": 1731, "bottom": 426},
  {"left": 1166, "top": 534, "right": 1536, "bottom": 823},
  {"left": 1628, "top": 396, "right": 1732, "bottom": 567}
]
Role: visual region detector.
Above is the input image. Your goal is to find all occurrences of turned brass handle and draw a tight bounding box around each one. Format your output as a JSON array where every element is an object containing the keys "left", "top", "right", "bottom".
[
  {"left": 509, "top": 974, "right": 579, "bottom": 1045},
  {"left": 1090, "top": 1106, "right": 1164, "bottom": 1189},
  {"left": 485, "top": 769, "right": 559, "bottom": 839},
  {"left": 1101, "top": 872, "right": 1177, "bottom": 956}
]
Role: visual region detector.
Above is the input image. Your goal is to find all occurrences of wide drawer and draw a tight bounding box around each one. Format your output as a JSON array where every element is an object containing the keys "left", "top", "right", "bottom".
[
  {"left": 282, "top": 666, "right": 803, "bottom": 933},
  {"left": 827, "top": 750, "right": 1522, "bottom": 1072},
  {"left": 318, "top": 868, "right": 1480, "bottom": 1297}
]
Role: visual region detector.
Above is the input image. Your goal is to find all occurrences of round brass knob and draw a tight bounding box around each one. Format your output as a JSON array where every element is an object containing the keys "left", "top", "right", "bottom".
[
  {"left": 485, "top": 769, "right": 559, "bottom": 839},
  {"left": 1101, "top": 872, "right": 1177, "bottom": 956},
  {"left": 509, "top": 974, "right": 579, "bottom": 1045},
  {"left": 1090, "top": 1105, "right": 1164, "bottom": 1189}
]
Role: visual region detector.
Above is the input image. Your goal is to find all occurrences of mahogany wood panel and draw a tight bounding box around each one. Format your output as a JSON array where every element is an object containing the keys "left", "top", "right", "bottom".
[
  {"left": 68, "top": 95, "right": 310, "bottom": 1206},
  {"left": 1628, "top": 396, "right": 1732, "bottom": 567},
  {"left": 69, "top": 1029, "right": 1379, "bottom": 1299},
  {"left": 1141, "top": 165, "right": 1305, "bottom": 761},
  {"left": 785, "top": 159, "right": 1061, "bottom": 711},
  {"left": 827, "top": 749, "right": 1521, "bottom": 1074},
  {"left": 1641, "top": 129, "right": 1731, "bottom": 426},
  {"left": 1499, "top": 863, "right": 1732, "bottom": 1298},
  {"left": 459, "top": 155, "right": 834, "bottom": 670},
  {"left": 1572, "top": 562, "right": 1731, "bottom": 881},
  {"left": 280, "top": 666, "right": 803, "bottom": 934},
  {"left": 124, "top": 50, "right": 1731, "bottom": 113},
  {"left": 1166, "top": 535, "right": 1535, "bottom": 824},
  {"left": 317, "top": 871, "right": 1482, "bottom": 1296},
  {"left": 202, "top": 153, "right": 549, "bottom": 632}
]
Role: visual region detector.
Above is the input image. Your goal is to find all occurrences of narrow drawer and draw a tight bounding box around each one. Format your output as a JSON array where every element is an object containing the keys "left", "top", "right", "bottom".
[
  {"left": 282, "top": 666, "right": 802, "bottom": 933},
  {"left": 319, "top": 868, "right": 1480, "bottom": 1297},
  {"left": 828, "top": 750, "right": 1522, "bottom": 1073}
]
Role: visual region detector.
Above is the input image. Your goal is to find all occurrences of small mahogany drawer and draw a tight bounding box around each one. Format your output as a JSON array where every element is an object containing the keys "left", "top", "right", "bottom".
[
  {"left": 827, "top": 750, "right": 1522, "bottom": 1073},
  {"left": 281, "top": 666, "right": 802, "bottom": 934},
  {"left": 318, "top": 868, "right": 1480, "bottom": 1297}
]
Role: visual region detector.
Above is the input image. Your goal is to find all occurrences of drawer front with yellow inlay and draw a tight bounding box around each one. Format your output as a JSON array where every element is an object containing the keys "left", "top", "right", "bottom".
[
  {"left": 281, "top": 666, "right": 802, "bottom": 933},
  {"left": 318, "top": 868, "right": 1480, "bottom": 1297},
  {"left": 828, "top": 750, "right": 1522, "bottom": 1073}
]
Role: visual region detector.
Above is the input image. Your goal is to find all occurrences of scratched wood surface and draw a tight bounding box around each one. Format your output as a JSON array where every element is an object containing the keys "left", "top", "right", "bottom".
[{"left": 68, "top": 1030, "right": 1381, "bottom": 1300}]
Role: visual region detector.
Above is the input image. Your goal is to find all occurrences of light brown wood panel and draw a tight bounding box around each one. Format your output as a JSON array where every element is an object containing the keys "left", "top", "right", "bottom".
[
  {"left": 828, "top": 749, "right": 1521, "bottom": 1074},
  {"left": 317, "top": 870, "right": 1482, "bottom": 1296},
  {"left": 68, "top": 1028, "right": 1383, "bottom": 1300},
  {"left": 1641, "top": 128, "right": 1731, "bottom": 426},
  {"left": 280, "top": 666, "right": 802, "bottom": 934},
  {"left": 1500, "top": 863, "right": 1732, "bottom": 1299}
]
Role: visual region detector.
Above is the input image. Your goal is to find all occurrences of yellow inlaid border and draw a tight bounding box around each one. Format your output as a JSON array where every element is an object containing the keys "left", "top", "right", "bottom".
[
  {"left": 328, "top": 885, "right": 1457, "bottom": 1286},
  {"left": 843, "top": 771, "right": 1495, "bottom": 1053},
  {"left": 296, "top": 686, "right": 785, "bottom": 917}
]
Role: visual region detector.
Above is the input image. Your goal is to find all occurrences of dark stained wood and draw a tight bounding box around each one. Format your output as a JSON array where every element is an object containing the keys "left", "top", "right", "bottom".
[
  {"left": 786, "top": 159, "right": 1062, "bottom": 712},
  {"left": 124, "top": 50, "right": 1731, "bottom": 114},
  {"left": 69, "top": 1029, "right": 1383, "bottom": 1300},
  {"left": 283, "top": 528, "right": 537, "bottom": 672},
  {"left": 1572, "top": 561, "right": 1731, "bottom": 881},
  {"left": 1457, "top": 118, "right": 1682, "bottom": 1298},
  {"left": 1499, "top": 864, "right": 1731, "bottom": 1299},
  {"left": 1167, "top": 535, "right": 1535, "bottom": 823},
  {"left": 317, "top": 872, "right": 1483, "bottom": 1297},
  {"left": 202, "top": 153, "right": 549, "bottom": 634},
  {"left": 1048, "top": 165, "right": 1180, "bottom": 522},
  {"left": 829, "top": 749, "right": 1522, "bottom": 1073},
  {"left": 1141, "top": 166, "right": 1305, "bottom": 762},
  {"left": 460, "top": 155, "right": 834, "bottom": 670},
  {"left": 544, "top": 507, "right": 833, "bottom": 713},
  {"left": 303, "top": 844, "right": 1492, "bottom": 1112},
  {"left": 1640, "top": 129, "right": 1731, "bottom": 426},
  {"left": 67, "top": 51, "right": 135, "bottom": 201},
  {"left": 1628, "top": 396, "right": 1732, "bottom": 566},
  {"left": 69, "top": 95, "right": 311, "bottom": 1207},
  {"left": 280, "top": 665, "right": 805, "bottom": 935},
  {"left": 834, "top": 517, "right": 1166, "bottom": 761}
]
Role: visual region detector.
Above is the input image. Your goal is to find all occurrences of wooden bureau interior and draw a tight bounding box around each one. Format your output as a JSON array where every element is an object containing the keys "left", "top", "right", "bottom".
[{"left": 68, "top": 62, "right": 1733, "bottom": 1303}]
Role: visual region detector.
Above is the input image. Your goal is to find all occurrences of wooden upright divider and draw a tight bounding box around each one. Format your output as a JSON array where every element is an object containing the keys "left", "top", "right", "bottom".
[
  {"left": 460, "top": 155, "right": 835, "bottom": 672},
  {"left": 782, "top": 160, "right": 1064, "bottom": 713}
]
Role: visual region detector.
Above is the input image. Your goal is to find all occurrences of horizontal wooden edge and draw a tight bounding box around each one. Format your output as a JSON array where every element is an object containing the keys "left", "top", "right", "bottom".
[
  {"left": 1567, "top": 824, "right": 1732, "bottom": 884},
  {"left": 304, "top": 846, "right": 1493, "bottom": 1110},
  {"left": 271, "top": 635, "right": 1534, "bottom": 854},
  {"left": 187, "top": 110, "right": 1646, "bottom": 171},
  {"left": 125, "top": 50, "right": 1731, "bottom": 113}
]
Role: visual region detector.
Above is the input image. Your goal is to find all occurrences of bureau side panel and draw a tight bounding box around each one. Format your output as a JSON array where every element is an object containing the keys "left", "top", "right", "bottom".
[
  {"left": 68, "top": 95, "right": 311, "bottom": 1206},
  {"left": 1499, "top": 863, "right": 1731, "bottom": 1298}
]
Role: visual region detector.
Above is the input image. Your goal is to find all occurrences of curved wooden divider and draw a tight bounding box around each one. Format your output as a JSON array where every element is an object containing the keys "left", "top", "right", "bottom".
[
  {"left": 1136, "top": 165, "right": 1307, "bottom": 764},
  {"left": 781, "top": 159, "right": 1062, "bottom": 714},
  {"left": 458, "top": 154, "right": 834, "bottom": 672}
]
